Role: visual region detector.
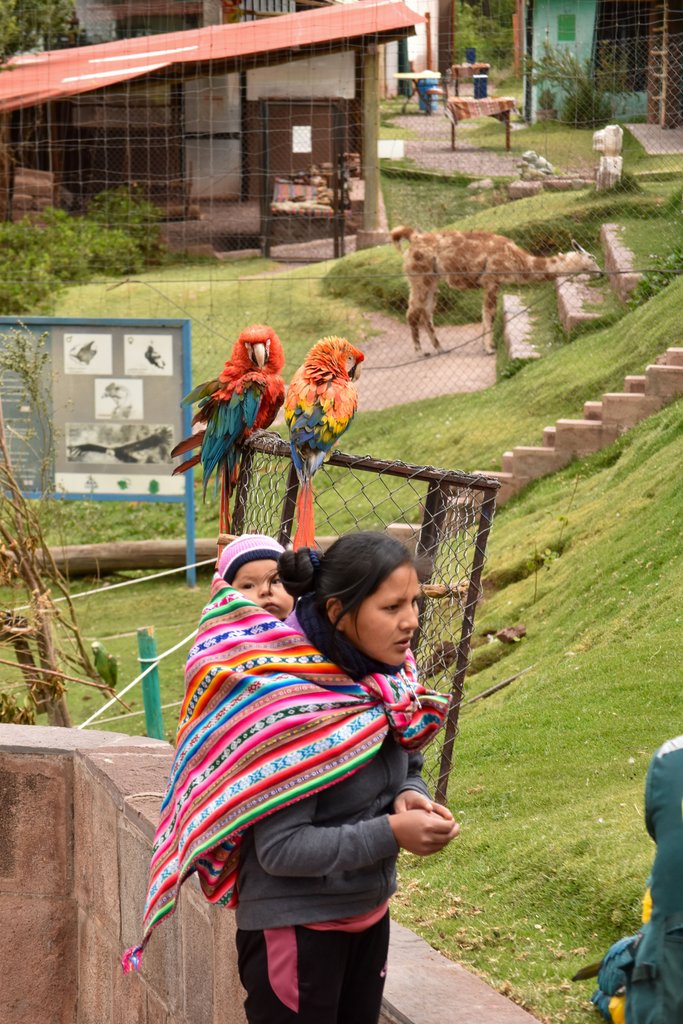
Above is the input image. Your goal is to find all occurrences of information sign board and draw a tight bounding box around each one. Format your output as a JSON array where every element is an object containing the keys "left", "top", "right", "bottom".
[{"left": 0, "top": 317, "right": 196, "bottom": 585}]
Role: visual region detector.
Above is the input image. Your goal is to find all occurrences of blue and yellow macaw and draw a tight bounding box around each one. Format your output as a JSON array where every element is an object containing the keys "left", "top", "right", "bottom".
[{"left": 284, "top": 336, "right": 364, "bottom": 549}]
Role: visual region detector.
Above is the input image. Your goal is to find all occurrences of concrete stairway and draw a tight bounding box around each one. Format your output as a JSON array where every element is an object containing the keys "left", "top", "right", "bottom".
[{"left": 475, "top": 347, "right": 683, "bottom": 504}]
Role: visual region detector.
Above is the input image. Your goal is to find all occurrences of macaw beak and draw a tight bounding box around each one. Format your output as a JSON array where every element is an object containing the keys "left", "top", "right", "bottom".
[
  {"left": 249, "top": 342, "right": 268, "bottom": 368},
  {"left": 349, "top": 360, "right": 362, "bottom": 381}
]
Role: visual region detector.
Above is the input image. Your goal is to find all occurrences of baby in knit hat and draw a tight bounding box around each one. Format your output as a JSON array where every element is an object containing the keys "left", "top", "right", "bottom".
[{"left": 212, "top": 533, "right": 294, "bottom": 621}]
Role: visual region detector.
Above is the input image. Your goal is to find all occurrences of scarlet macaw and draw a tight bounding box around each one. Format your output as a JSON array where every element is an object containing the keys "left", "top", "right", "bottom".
[
  {"left": 284, "top": 336, "right": 364, "bottom": 549},
  {"left": 171, "top": 324, "right": 285, "bottom": 535}
]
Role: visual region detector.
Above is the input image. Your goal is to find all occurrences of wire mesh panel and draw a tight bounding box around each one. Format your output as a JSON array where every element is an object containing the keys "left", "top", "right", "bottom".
[{"left": 230, "top": 430, "right": 500, "bottom": 802}]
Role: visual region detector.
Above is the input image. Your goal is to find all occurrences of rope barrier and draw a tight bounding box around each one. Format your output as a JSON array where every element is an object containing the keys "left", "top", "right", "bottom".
[
  {"left": 83, "top": 699, "right": 183, "bottom": 728},
  {"left": 12, "top": 557, "right": 216, "bottom": 615},
  {"left": 77, "top": 626, "right": 197, "bottom": 729}
]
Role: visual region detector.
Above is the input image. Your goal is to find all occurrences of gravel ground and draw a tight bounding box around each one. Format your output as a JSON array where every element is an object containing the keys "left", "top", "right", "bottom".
[{"left": 391, "top": 112, "right": 523, "bottom": 177}]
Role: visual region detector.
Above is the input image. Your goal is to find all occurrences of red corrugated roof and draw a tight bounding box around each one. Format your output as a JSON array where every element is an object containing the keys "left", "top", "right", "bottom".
[{"left": 0, "top": 0, "right": 422, "bottom": 112}]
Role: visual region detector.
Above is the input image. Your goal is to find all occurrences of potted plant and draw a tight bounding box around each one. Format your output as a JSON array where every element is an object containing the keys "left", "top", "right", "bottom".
[{"left": 536, "top": 87, "right": 557, "bottom": 121}]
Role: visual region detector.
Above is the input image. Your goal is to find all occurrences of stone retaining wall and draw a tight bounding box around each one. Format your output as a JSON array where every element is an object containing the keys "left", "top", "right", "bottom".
[
  {"left": 0, "top": 725, "right": 246, "bottom": 1024},
  {"left": 0, "top": 725, "right": 537, "bottom": 1024}
]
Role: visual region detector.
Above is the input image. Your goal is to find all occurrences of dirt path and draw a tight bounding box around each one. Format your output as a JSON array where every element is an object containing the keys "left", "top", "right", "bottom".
[
  {"left": 391, "top": 112, "right": 523, "bottom": 177},
  {"left": 355, "top": 311, "right": 495, "bottom": 411}
]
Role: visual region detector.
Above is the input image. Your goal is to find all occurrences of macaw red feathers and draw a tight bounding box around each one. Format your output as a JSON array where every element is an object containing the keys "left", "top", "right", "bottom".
[
  {"left": 284, "top": 336, "right": 364, "bottom": 549},
  {"left": 171, "top": 324, "right": 285, "bottom": 535}
]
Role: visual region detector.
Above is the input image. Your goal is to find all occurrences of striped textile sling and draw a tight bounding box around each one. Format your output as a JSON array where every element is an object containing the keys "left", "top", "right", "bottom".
[{"left": 122, "top": 584, "right": 450, "bottom": 972}]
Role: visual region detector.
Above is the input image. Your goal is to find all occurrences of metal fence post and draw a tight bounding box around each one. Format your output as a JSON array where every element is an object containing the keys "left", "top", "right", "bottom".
[{"left": 137, "top": 626, "right": 165, "bottom": 741}]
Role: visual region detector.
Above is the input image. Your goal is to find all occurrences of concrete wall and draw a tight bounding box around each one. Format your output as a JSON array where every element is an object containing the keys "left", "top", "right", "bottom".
[
  {"left": 0, "top": 724, "right": 537, "bottom": 1024},
  {"left": 0, "top": 725, "right": 247, "bottom": 1024}
]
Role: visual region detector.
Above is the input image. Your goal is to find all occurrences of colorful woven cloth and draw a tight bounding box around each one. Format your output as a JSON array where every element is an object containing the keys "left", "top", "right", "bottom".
[
  {"left": 271, "top": 181, "right": 334, "bottom": 218},
  {"left": 122, "top": 585, "right": 449, "bottom": 972},
  {"left": 446, "top": 96, "right": 516, "bottom": 121}
]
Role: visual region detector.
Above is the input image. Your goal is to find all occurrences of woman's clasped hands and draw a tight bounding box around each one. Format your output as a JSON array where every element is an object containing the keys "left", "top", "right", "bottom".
[{"left": 390, "top": 789, "right": 460, "bottom": 856}]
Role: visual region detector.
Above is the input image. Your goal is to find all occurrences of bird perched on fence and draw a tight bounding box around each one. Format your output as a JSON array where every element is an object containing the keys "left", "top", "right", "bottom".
[
  {"left": 171, "top": 324, "right": 286, "bottom": 536},
  {"left": 284, "top": 336, "right": 364, "bottom": 549},
  {"left": 91, "top": 640, "right": 118, "bottom": 691}
]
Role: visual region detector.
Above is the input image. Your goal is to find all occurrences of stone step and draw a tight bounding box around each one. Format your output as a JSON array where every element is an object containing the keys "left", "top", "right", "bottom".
[
  {"left": 471, "top": 470, "right": 518, "bottom": 505},
  {"left": 645, "top": 363, "right": 683, "bottom": 401},
  {"left": 502, "top": 294, "right": 540, "bottom": 362},
  {"left": 583, "top": 400, "right": 603, "bottom": 421},
  {"left": 511, "top": 445, "right": 572, "bottom": 481},
  {"left": 601, "top": 392, "right": 664, "bottom": 429},
  {"left": 502, "top": 451, "right": 515, "bottom": 473},
  {"left": 555, "top": 275, "right": 604, "bottom": 333},
  {"left": 624, "top": 375, "right": 646, "bottom": 394},
  {"left": 554, "top": 418, "right": 618, "bottom": 455},
  {"left": 542, "top": 426, "right": 556, "bottom": 448},
  {"left": 600, "top": 222, "right": 643, "bottom": 302},
  {"left": 659, "top": 347, "right": 683, "bottom": 367}
]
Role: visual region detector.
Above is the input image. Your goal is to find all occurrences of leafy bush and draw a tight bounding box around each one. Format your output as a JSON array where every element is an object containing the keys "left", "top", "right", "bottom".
[
  {"left": 529, "top": 43, "right": 612, "bottom": 128},
  {"left": 0, "top": 189, "right": 165, "bottom": 313},
  {"left": 456, "top": 1, "right": 514, "bottom": 68},
  {"left": 537, "top": 87, "right": 557, "bottom": 111},
  {"left": 628, "top": 245, "right": 683, "bottom": 308},
  {"left": 87, "top": 186, "right": 162, "bottom": 264}
]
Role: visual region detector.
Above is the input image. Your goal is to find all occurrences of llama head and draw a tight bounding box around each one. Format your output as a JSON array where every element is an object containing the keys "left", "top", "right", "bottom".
[{"left": 566, "top": 240, "right": 602, "bottom": 277}]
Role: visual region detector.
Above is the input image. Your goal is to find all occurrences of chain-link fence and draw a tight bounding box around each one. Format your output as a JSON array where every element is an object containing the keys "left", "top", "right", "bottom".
[{"left": 228, "top": 430, "right": 500, "bottom": 802}]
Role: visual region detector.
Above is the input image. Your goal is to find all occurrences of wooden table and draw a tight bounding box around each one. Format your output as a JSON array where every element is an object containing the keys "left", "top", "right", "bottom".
[
  {"left": 444, "top": 96, "right": 517, "bottom": 151},
  {"left": 450, "top": 63, "right": 491, "bottom": 96}
]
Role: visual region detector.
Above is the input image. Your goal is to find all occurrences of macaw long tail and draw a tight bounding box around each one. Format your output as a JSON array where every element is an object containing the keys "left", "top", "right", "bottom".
[
  {"left": 219, "top": 470, "right": 232, "bottom": 538},
  {"left": 293, "top": 480, "right": 316, "bottom": 550}
]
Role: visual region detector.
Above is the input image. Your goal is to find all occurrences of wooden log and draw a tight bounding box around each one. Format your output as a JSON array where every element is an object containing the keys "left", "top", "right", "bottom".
[
  {"left": 43, "top": 538, "right": 221, "bottom": 576},
  {"left": 42, "top": 523, "right": 421, "bottom": 578}
]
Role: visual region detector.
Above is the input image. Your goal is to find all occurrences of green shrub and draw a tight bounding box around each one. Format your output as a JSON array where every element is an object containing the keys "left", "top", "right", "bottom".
[
  {"left": 0, "top": 188, "right": 165, "bottom": 313},
  {"left": 87, "top": 186, "right": 162, "bottom": 263},
  {"left": 456, "top": 1, "right": 514, "bottom": 67},
  {"left": 628, "top": 245, "right": 683, "bottom": 308},
  {"left": 529, "top": 42, "right": 613, "bottom": 128}
]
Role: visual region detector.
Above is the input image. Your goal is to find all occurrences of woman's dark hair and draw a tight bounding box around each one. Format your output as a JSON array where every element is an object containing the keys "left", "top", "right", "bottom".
[{"left": 278, "top": 531, "right": 414, "bottom": 625}]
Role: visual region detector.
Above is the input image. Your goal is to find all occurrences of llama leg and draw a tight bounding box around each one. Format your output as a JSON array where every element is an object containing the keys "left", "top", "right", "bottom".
[
  {"left": 482, "top": 283, "right": 498, "bottom": 354},
  {"left": 406, "top": 273, "right": 436, "bottom": 355},
  {"left": 423, "top": 284, "right": 443, "bottom": 353},
  {"left": 407, "top": 297, "right": 424, "bottom": 354}
]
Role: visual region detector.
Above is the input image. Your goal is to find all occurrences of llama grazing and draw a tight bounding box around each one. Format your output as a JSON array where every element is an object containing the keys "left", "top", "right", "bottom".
[{"left": 391, "top": 225, "right": 602, "bottom": 355}]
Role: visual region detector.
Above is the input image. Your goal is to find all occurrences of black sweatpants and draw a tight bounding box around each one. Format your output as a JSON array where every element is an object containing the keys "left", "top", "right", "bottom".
[{"left": 236, "top": 913, "right": 390, "bottom": 1024}]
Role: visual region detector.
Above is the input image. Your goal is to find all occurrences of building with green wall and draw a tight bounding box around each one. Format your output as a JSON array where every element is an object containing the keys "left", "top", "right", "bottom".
[{"left": 525, "top": 0, "right": 651, "bottom": 122}]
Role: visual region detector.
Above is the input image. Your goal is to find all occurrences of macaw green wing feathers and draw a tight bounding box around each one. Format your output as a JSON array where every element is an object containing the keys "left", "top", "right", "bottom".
[
  {"left": 170, "top": 324, "right": 286, "bottom": 535},
  {"left": 285, "top": 336, "right": 364, "bottom": 549}
]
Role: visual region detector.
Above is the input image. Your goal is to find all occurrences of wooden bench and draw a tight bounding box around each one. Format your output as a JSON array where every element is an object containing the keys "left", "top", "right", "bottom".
[{"left": 263, "top": 177, "right": 346, "bottom": 257}]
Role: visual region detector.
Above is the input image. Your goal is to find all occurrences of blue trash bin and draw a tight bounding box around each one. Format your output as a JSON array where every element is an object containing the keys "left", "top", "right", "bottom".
[
  {"left": 465, "top": 47, "right": 476, "bottom": 64},
  {"left": 416, "top": 78, "right": 440, "bottom": 114},
  {"left": 473, "top": 73, "right": 488, "bottom": 99}
]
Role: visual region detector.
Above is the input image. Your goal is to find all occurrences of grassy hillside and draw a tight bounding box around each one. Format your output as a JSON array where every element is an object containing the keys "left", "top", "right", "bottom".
[
  {"left": 349, "top": 276, "right": 683, "bottom": 474},
  {"left": 395, "top": 396, "right": 683, "bottom": 1022}
]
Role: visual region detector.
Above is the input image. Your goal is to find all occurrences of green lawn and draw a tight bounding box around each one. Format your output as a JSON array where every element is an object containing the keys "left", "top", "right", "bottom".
[
  {"left": 53, "top": 260, "right": 368, "bottom": 388},
  {"left": 380, "top": 88, "right": 683, "bottom": 179}
]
